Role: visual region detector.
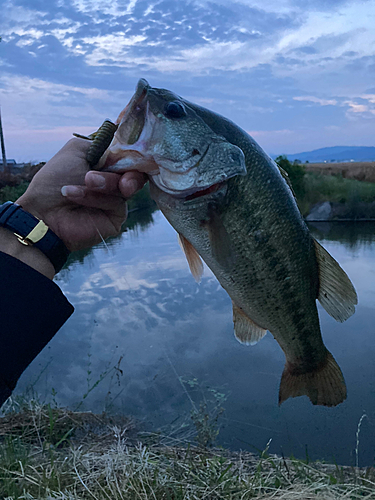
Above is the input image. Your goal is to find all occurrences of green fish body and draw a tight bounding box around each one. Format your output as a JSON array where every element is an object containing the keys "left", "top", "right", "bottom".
[{"left": 95, "top": 79, "right": 357, "bottom": 407}]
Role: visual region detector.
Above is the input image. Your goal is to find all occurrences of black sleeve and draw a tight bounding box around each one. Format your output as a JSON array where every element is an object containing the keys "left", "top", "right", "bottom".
[{"left": 0, "top": 251, "right": 74, "bottom": 406}]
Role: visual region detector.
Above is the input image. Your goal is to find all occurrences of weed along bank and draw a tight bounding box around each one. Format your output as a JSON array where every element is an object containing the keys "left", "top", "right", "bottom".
[{"left": 0, "top": 403, "right": 374, "bottom": 498}]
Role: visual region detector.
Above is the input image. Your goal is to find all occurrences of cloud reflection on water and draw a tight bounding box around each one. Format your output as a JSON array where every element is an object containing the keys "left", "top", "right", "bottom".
[{"left": 14, "top": 213, "right": 375, "bottom": 466}]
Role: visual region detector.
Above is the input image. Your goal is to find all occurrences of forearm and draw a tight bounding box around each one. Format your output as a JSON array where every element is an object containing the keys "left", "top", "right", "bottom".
[{"left": 0, "top": 249, "right": 74, "bottom": 406}]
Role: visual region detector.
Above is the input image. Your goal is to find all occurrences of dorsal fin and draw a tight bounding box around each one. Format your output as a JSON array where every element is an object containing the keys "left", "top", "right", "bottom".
[
  {"left": 178, "top": 233, "right": 204, "bottom": 283},
  {"left": 314, "top": 239, "right": 358, "bottom": 322},
  {"left": 273, "top": 162, "right": 298, "bottom": 200},
  {"left": 232, "top": 302, "right": 267, "bottom": 345}
]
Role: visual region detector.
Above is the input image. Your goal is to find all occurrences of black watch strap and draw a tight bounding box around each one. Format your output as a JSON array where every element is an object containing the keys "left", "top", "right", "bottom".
[{"left": 0, "top": 202, "right": 70, "bottom": 273}]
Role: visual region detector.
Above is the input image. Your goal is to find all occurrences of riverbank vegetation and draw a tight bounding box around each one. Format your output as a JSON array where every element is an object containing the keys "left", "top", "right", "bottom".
[
  {"left": 0, "top": 163, "right": 45, "bottom": 203},
  {"left": 275, "top": 156, "right": 375, "bottom": 218},
  {"left": 0, "top": 402, "right": 373, "bottom": 499},
  {"left": 0, "top": 176, "right": 156, "bottom": 214},
  {"left": 0, "top": 181, "right": 29, "bottom": 203},
  {"left": 2, "top": 157, "right": 375, "bottom": 220},
  {"left": 300, "top": 172, "right": 375, "bottom": 218},
  {"left": 305, "top": 161, "right": 375, "bottom": 183}
]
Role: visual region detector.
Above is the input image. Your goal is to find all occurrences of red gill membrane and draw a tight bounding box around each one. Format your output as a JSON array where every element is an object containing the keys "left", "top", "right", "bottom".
[{"left": 184, "top": 182, "right": 222, "bottom": 201}]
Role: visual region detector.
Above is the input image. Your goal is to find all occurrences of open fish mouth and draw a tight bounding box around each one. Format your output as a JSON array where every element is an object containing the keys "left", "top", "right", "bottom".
[
  {"left": 99, "top": 79, "right": 157, "bottom": 174},
  {"left": 115, "top": 79, "right": 149, "bottom": 146}
]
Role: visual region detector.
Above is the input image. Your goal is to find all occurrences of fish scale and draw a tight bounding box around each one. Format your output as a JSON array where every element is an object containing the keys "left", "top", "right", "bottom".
[
  {"left": 95, "top": 79, "right": 357, "bottom": 407},
  {"left": 158, "top": 159, "right": 325, "bottom": 370},
  {"left": 218, "top": 180, "right": 320, "bottom": 352}
]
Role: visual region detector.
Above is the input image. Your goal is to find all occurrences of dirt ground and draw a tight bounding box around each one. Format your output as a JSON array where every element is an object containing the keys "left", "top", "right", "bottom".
[{"left": 305, "top": 162, "right": 375, "bottom": 183}]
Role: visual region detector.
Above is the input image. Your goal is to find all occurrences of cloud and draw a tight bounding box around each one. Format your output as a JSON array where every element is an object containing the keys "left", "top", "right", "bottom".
[
  {"left": 0, "top": 72, "right": 135, "bottom": 161},
  {"left": 2, "top": 0, "right": 373, "bottom": 87},
  {"left": 2, "top": 0, "right": 299, "bottom": 75},
  {"left": 1, "top": 0, "right": 375, "bottom": 160},
  {"left": 249, "top": 128, "right": 294, "bottom": 138},
  {"left": 344, "top": 98, "right": 375, "bottom": 118},
  {"left": 361, "top": 94, "right": 375, "bottom": 104},
  {"left": 346, "top": 102, "right": 369, "bottom": 114},
  {"left": 293, "top": 96, "right": 338, "bottom": 106}
]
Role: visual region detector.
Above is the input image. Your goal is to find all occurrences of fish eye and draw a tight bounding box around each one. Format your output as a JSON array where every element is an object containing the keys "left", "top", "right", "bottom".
[{"left": 165, "top": 101, "right": 186, "bottom": 119}]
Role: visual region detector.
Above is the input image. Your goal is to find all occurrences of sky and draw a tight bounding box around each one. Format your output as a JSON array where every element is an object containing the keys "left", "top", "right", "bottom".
[{"left": 1, "top": 0, "right": 375, "bottom": 162}]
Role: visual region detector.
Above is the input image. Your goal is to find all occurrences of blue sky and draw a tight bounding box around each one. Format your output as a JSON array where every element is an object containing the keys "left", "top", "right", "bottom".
[{"left": 1, "top": 0, "right": 375, "bottom": 162}]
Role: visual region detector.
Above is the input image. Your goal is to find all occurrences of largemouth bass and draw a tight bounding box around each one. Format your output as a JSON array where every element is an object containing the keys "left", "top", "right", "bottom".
[{"left": 94, "top": 79, "right": 357, "bottom": 407}]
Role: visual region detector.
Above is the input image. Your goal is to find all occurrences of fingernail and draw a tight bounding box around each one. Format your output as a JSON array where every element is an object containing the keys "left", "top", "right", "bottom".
[
  {"left": 61, "top": 186, "right": 85, "bottom": 197},
  {"left": 126, "top": 179, "right": 139, "bottom": 195},
  {"left": 87, "top": 172, "right": 106, "bottom": 188}
]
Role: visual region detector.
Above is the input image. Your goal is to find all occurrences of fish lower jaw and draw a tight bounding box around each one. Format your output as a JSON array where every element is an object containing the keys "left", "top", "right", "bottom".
[
  {"left": 149, "top": 177, "right": 227, "bottom": 209},
  {"left": 149, "top": 173, "right": 197, "bottom": 198},
  {"left": 149, "top": 172, "right": 226, "bottom": 199}
]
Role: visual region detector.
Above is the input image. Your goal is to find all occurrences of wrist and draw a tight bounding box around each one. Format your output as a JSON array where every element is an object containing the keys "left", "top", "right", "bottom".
[
  {"left": 16, "top": 195, "right": 46, "bottom": 225},
  {"left": 0, "top": 227, "right": 55, "bottom": 279},
  {"left": 16, "top": 194, "right": 65, "bottom": 247},
  {"left": 0, "top": 202, "right": 70, "bottom": 275}
]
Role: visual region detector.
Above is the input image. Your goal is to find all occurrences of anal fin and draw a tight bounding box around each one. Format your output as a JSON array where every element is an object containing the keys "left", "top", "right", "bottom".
[
  {"left": 314, "top": 239, "right": 358, "bottom": 322},
  {"left": 279, "top": 350, "right": 347, "bottom": 407},
  {"left": 232, "top": 302, "right": 267, "bottom": 345},
  {"left": 178, "top": 233, "right": 204, "bottom": 283}
]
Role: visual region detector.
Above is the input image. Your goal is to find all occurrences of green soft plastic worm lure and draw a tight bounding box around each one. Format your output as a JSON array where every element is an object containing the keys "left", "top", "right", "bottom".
[{"left": 73, "top": 119, "right": 118, "bottom": 168}]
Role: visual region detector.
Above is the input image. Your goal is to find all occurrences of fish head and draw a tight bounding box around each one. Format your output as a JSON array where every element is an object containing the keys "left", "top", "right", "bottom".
[{"left": 98, "top": 79, "right": 247, "bottom": 198}]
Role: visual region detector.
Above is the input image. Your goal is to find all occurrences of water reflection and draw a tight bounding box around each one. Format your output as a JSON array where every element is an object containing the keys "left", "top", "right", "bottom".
[
  {"left": 61, "top": 204, "right": 158, "bottom": 274},
  {"left": 14, "top": 213, "right": 375, "bottom": 467},
  {"left": 309, "top": 220, "right": 375, "bottom": 248}
]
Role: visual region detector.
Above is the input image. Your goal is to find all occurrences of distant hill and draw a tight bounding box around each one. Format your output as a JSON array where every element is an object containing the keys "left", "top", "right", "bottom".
[{"left": 273, "top": 146, "right": 375, "bottom": 163}]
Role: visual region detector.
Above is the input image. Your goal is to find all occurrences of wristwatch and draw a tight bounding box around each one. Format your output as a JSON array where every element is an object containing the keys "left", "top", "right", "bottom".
[{"left": 0, "top": 202, "right": 70, "bottom": 273}]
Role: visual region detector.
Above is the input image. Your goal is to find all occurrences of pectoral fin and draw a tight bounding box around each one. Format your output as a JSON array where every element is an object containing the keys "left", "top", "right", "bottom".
[
  {"left": 205, "top": 205, "right": 235, "bottom": 268},
  {"left": 232, "top": 302, "right": 267, "bottom": 345},
  {"left": 178, "top": 234, "right": 204, "bottom": 283},
  {"left": 314, "top": 239, "right": 358, "bottom": 322}
]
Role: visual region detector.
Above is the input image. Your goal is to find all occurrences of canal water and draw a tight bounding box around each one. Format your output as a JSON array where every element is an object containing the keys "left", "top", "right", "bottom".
[{"left": 13, "top": 210, "right": 375, "bottom": 466}]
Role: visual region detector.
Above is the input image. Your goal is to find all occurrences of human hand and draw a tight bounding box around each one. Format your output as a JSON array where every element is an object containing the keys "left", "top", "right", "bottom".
[{"left": 16, "top": 138, "right": 147, "bottom": 252}]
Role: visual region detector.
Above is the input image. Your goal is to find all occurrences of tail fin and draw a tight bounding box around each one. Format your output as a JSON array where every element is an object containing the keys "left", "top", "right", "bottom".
[{"left": 279, "top": 351, "right": 347, "bottom": 407}]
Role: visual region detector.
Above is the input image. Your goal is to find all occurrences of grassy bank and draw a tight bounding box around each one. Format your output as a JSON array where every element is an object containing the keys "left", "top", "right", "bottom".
[
  {"left": 0, "top": 182, "right": 29, "bottom": 203},
  {"left": 0, "top": 180, "right": 156, "bottom": 212},
  {"left": 0, "top": 403, "right": 373, "bottom": 499},
  {"left": 305, "top": 162, "right": 375, "bottom": 183},
  {"left": 275, "top": 156, "right": 375, "bottom": 217},
  {"left": 3, "top": 161, "right": 375, "bottom": 220},
  {"left": 0, "top": 163, "right": 45, "bottom": 203},
  {"left": 300, "top": 172, "right": 375, "bottom": 217}
]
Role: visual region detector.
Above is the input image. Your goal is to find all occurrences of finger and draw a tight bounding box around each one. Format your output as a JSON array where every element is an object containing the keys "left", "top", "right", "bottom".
[
  {"left": 85, "top": 170, "right": 147, "bottom": 198},
  {"left": 85, "top": 171, "right": 121, "bottom": 194},
  {"left": 62, "top": 186, "right": 127, "bottom": 215},
  {"left": 58, "top": 137, "right": 92, "bottom": 157},
  {"left": 119, "top": 171, "right": 148, "bottom": 198}
]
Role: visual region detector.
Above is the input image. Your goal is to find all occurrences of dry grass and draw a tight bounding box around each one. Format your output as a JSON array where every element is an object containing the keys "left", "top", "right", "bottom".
[
  {"left": 305, "top": 162, "right": 375, "bottom": 183},
  {"left": 0, "top": 404, "right": 373, "bottom": 499}
]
